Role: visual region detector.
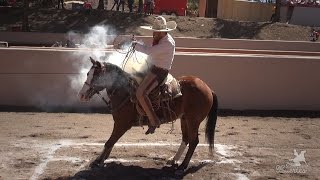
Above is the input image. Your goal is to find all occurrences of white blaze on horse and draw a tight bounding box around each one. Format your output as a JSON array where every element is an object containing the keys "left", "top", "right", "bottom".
[{"left": 78, "top": 57, "right": 218, "bottom": 174}]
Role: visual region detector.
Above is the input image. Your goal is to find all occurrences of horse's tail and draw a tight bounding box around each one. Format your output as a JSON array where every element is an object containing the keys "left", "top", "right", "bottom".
[{"left": 205, "top": 91, "right": 218, "bottom": 156}]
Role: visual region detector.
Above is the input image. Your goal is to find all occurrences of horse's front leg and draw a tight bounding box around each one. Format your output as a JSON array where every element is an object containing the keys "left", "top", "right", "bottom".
[
  {"left": 167, "top": 117, "right": 188, "bottom": 167},
  {"left": 167, "top": 141, "right": 188, "bottom": 167},
  {"left": 90, "top": 121, "right": 131, "bottom": 168}
]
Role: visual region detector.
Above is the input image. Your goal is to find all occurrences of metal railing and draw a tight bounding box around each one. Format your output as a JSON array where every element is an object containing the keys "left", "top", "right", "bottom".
[{"left": 0, "top": 41, "right": 8, "bottom": 47}]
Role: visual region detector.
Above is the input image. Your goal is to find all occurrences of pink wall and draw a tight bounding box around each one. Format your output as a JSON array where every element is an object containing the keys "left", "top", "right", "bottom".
[
  {"left": 1, "top": 47, "right": 320, "bottom": 110},
  {"left": 0, "top": 33, "right": 319, "bottom": 110},
  {"left": 1, "top": 32, "right": 319, "bottom": 52}
]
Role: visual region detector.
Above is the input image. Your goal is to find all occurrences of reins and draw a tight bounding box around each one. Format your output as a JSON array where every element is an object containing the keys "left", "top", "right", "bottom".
[
  {"left": 96, "top": 91, "right": 112, "bottom": 109},
  {"left": 93, "top": 36, "right": 140, "bottom": 112}
]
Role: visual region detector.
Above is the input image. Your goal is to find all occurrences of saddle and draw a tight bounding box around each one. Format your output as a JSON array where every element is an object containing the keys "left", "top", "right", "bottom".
[{"left": 131, "top": 73, "right": 182, "bottom": 117}]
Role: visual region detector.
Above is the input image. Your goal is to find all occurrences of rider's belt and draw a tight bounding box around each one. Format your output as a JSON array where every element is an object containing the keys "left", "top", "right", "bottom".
[{"left": 150, "top": 65, "right": 169, "bottom": 84}]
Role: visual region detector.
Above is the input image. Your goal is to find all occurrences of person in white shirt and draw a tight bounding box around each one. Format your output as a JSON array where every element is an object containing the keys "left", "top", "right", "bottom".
[{"left": 134, "top": 16, "right": 177, "bottom": 134}]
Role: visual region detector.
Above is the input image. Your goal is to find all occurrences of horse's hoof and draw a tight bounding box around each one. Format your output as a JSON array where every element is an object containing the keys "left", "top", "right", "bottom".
[
  {"left": 162, "top": 165, "right": 174, "bottom": 171},
  {"left": 166, "top": 159, "right": 177, "bottom": 166},
  {"left": 89, "top": 160, "right": 102, "bottom": 168},
  {"left": 175, "top": 164, "right": 187, "bottom": 176},
  {"left": 166, "top": 158, "right": 180, "bottom": 168},
  {"left": 89, "top": 162, "right": 99, "bottom": 169},
  {"left": 174, "top": 169, "right": 185, "bottom": 176}
]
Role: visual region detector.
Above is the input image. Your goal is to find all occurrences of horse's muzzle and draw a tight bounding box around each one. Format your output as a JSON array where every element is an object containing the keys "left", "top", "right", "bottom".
[{"left": 79, "top": 94, "right": 89, "bottom": 102}]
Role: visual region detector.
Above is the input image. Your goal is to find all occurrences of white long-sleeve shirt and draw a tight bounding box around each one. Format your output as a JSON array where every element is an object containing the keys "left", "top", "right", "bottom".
[{"left": 135, "top": 34, "right": 175, "bottom": 70}]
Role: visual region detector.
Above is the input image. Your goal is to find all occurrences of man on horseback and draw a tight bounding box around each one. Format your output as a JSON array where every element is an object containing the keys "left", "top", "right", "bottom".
[
  {"left": 133, "top": 16, "right": 177, "bottom": 134},
  {"left": 80, "top": 18, "right": 217, "bottom": 168}
]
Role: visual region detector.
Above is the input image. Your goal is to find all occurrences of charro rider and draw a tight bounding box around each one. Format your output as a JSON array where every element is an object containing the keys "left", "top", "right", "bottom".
[{"left": 133, "top": 16, "right": 177, "bottom": 135}]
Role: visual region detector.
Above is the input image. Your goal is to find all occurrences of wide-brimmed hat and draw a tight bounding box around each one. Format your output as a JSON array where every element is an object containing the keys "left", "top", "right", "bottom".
[{"left": 140, "top": 16, "right": 177, "bottom": 32}]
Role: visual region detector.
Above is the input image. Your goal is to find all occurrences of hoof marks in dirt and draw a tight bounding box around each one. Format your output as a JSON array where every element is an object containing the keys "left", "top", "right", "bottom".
[
  {"left": 78, "top": 135, "right": 90, "bottom": 139},
  {"left": 227, "top": 132, "right": 239, "bottom": 136},
  {"left": 300, "top": 134, "right": 311, "bottom": 140}
]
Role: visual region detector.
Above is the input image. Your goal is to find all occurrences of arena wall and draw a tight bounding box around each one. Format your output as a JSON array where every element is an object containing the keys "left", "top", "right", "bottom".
[
  {"left": 0, "top": 46, "right": 319, "bottom": 111},
  {"left": 1, "top": 32, "right": 320, "bottom": 52}
]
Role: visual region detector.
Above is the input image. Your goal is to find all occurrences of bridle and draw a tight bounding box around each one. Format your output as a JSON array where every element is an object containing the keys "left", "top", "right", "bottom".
[
  {"left": 84, "top": 80, "right": 112, "bottom": 109},
  {"left": 83, "top": 39, "right": 137, "bottom": 112}
]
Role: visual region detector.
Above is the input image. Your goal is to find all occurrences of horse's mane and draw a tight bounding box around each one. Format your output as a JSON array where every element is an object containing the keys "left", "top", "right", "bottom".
[
  {"left": 104, "top": 62, "right": 133, "bottom": 81},
  {"left": 103, "top": 62, "right": 138, "bottom": 92}
]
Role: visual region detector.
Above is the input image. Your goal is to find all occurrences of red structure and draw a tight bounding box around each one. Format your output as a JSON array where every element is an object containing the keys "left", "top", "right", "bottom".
[{"left": 148, "top": 0, "right": 187, "bottom": 16}]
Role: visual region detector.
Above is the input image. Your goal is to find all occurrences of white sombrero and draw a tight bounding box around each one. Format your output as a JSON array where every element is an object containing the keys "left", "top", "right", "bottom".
[{"left": 140, "top": 16, "right": 177, "bottom": 32}]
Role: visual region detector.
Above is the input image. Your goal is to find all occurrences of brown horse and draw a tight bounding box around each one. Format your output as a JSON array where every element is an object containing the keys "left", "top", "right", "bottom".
[{"left": 79, "top": 58, "right": 218, "bottom": 173}]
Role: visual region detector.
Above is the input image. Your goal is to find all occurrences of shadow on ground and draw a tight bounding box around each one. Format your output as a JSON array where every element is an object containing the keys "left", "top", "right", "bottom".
[{"left": 54, "top": 162, "right": 208, "bottom": 180}]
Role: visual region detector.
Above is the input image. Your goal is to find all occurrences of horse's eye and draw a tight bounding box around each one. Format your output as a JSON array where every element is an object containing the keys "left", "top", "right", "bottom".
[{"left": 87, "top": 73, "right": 89, "bottom": 76}]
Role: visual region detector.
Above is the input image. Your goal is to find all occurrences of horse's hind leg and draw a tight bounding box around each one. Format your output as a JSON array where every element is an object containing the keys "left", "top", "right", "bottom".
[
  {"left": 89, "top": 121, "right": 131, "bottom": 168},
  {"left": 167, "top": 117, "right": 188, "bottom": 166}
]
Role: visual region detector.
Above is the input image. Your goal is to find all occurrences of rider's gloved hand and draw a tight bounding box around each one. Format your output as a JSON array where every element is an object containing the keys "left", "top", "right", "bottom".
[
  {"left": 131, "top": 35, "right": 138, "bottom": 47},
  {"left": 132, "top": 40, "right": 138, "bottom": 46},
  {"left": 132, "top": 35, "right": 136, "bottom": 41}
]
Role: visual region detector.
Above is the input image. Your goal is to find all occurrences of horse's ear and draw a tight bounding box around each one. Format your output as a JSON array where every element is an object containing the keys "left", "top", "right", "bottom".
[
  {"left": 90, "top": 57, "right": 95, "bottom": 64},
  {"left": 96, "top": 61, "right": 102, "bottom": 68}
]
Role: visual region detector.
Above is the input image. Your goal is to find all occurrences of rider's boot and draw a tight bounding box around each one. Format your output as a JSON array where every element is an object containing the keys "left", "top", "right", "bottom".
[{"left": 145, "top": 111, "right": 160, "bottom": 135}]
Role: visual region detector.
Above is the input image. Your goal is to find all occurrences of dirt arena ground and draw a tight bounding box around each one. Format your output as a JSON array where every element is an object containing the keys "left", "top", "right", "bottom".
[{"left": 0, "top": 112, "right": 319, "bottom": 180}]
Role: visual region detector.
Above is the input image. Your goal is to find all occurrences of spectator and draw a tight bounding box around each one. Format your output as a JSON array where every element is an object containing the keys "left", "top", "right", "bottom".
[
  {"left": 150, "top": 0, "right": 155, "bottom": 15},
  {"left": 145, "top": 0, "right": 151, "bottom": 15},
  {"left": 98, "top": 0, "right": 107, "bottom": 9},
  {"left": 57, "top": 0, "right": 64, "bottom": 9},
  {"left": 310, "top": 28, "right": 319, "bottom": 41},
  {"left": 84, "top": 1, "right": 92, "bottom": 11},
  {"left": 128, "top": 0, "right": 134, "bottom": 13},
  {"left": 111, "top": 0, "right": 119, "bottom": 10},
  {"left": 117, "top": 0, "right": 125, "bottom": 11},
  {"left": 286, "top": 5, "right": 294, "bottom": 23},
  {"left": 138, "top": 0, "right": 143, "bottom": 13}
]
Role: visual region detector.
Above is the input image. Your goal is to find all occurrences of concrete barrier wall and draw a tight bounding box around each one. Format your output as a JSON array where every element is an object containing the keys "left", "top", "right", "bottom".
[
  {"left": 0, "top": 48, "right": 106, "bottom": 110},
  {"left": 172, "top": 54, "right": 320, "bottom": 110},
  {"left": 1, "top": 32, "right": 320, "bottom": 52},
  {"left": 1, "top": 47, "right": 320, "bottom": 111}
]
